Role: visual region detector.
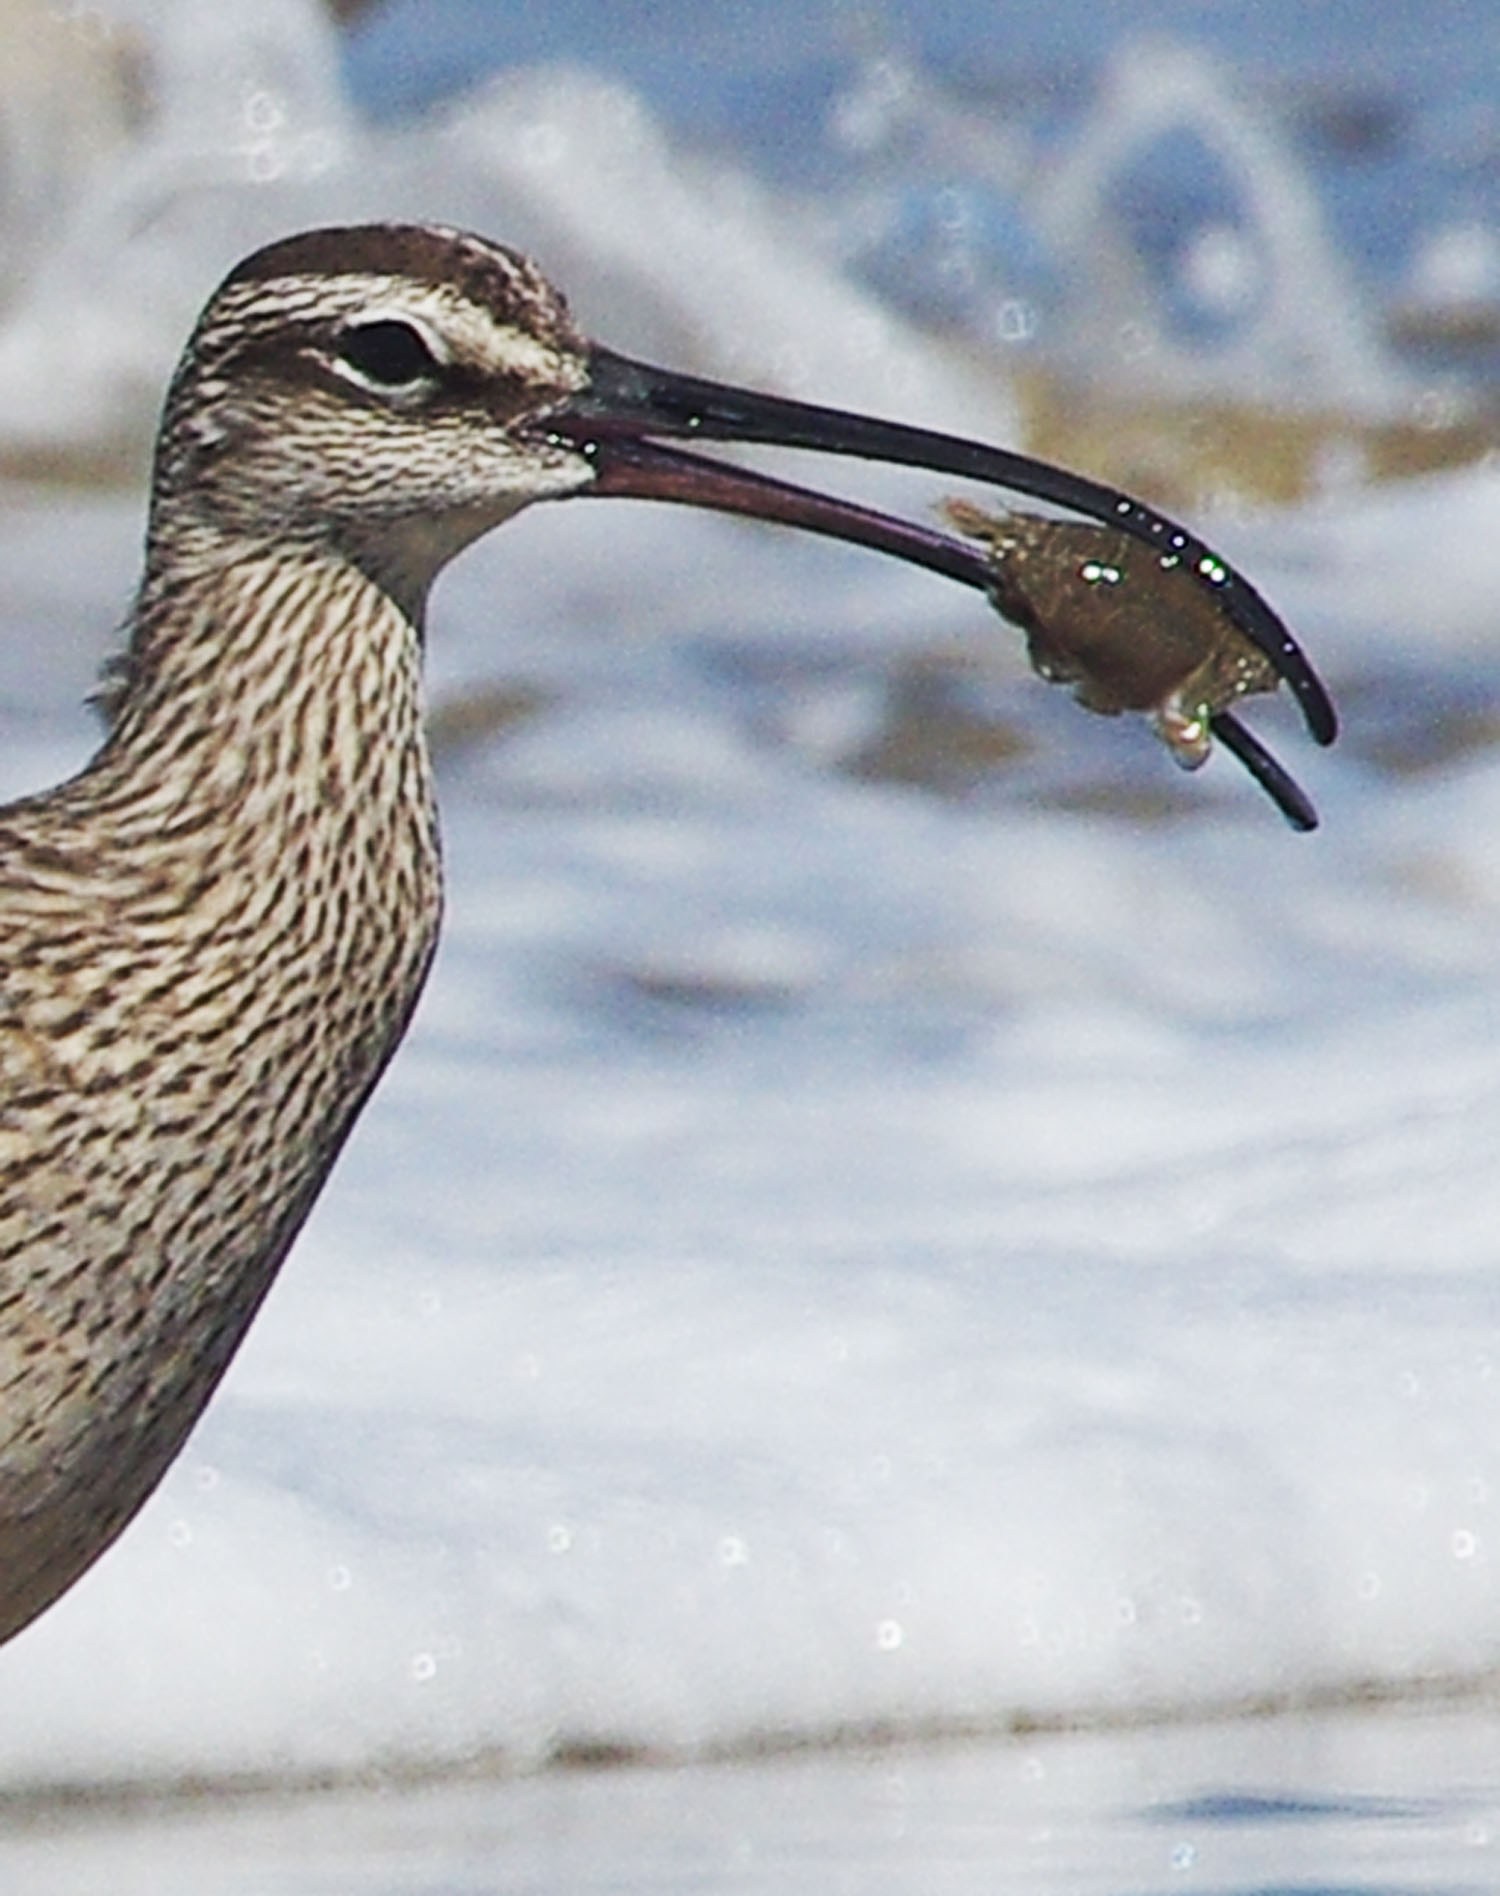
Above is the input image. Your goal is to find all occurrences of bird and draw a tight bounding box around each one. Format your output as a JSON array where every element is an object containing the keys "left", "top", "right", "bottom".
[{"left": 0, "top": 222, "right": 1333, "bottom": 1648}]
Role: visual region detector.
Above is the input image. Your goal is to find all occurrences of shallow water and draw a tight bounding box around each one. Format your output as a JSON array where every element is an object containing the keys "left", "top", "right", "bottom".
[{"left": 6, "top": 1703, "right": 1500, "bottom": 1894}]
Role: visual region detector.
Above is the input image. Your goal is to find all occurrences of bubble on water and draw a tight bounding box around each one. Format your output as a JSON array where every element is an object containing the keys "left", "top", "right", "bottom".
[
  {"left": 1179, "top": 1596, "right": 1203, "bottom": 1626},
  {"left": 167, "top": 1520, "right": 191, "bottom": 1549},
  {"left": 547, "top": 1524, "right": 573, "bottom": 1555},
  {"left": 193, "top": 1464, "right": 219, "bottom": 1492},
  {"left": 996, "top": 299, "right": 1038, "bottom": 344},
  {"left": 1357, "top": 1571, "right": 1382, "bottom": 1601},
  {"left": 875, "top": 1619, "right": 904, "bottom": 1651},
  {"left": 410, "top": 1652, "right": 437, "bottom": 1683},
  {"left": 1171, "top": 1841, "right": 1197, "bottom": 1871},
  {"left": 718, "top": 1536, "right": 749, "bottom": 1568},
  {"left": 1452, "top": 1529, "right": 1480, "bottom": 1561},
  {"left": 328, "top": 1564, "right": 352, "bottom": 1592},
  {"left": 242, "top": 89, "right": 285, "bottom": 136}
]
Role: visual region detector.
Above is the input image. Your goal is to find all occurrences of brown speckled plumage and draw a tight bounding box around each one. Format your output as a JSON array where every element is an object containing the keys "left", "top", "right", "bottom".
[{"left": 0, "top": 223, "right": 599, "bottom": 1644}]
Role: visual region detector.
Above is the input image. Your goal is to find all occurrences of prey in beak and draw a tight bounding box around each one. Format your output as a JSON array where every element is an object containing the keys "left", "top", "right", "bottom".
[{"left": 541, "top": 347, "right": 1336, "bottom": 831}]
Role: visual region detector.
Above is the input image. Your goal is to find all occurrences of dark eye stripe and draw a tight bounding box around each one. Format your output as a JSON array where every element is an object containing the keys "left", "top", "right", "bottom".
[{"left": 336, "top": 320, "right": 438, "bottom": 386}]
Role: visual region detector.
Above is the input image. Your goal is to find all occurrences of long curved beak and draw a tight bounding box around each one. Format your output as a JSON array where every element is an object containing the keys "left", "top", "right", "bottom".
[{"left": 541, "top": 345, "right": 1336, "bottom": 831}]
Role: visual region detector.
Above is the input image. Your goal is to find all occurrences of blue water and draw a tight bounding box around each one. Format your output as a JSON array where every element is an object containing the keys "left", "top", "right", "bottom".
[{"left": 345, "top": 0, "right": 1500, "bottom": 385}]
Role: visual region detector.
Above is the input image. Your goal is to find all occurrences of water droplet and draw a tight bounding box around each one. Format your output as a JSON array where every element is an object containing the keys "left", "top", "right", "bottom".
[
  {"left": 410, "top": 1652, "right": 437, "bottom": 1683},
  {"left": 1171, "top": 1841, "right": 1197, "bottom": 1871},
  {"left": 1179, "top": 1596, "right": 1203, "bottom": 1626},
  {"left": 1358, "top": 1570, "right": 1382, "bottom": 1601},
  {"left": 1453, "top": 1528, "right": 1479, "bottom": 1561},
  {"left": 547, "top": 1524, "right": 573, "bottom": 1555},
  {"left": 242, "top": 89, "right": 285, "bottom": 136},
  {"left": 328, "top": 1564, "right": 352, "bottom": 1592},
  {"left": 996, "top": 299, "right": 1038, "bottom": 344},
  {"left": 246, "top": 147, "right": 283, "bottom": 186},
  {"left": 718, "top": 1536, "right": 749, "bottom": 1568},
  {"left": 875, "top": 1619, "right": 903, "bottom": 1651},
  {"left": 167, "top": 1520, "right": 191, "bottom": 1549}
]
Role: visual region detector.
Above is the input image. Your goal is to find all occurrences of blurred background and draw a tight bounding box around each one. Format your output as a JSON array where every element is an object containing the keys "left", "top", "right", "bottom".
[
  {"left": 2, "top": 3, "right": 1500, "bottom": 1885},
  {"left": 0, "top": 0, "right": 1493, "bottom": 809},
  {"left": 6, "top": 0, "right": 1496, "bottom": 490}
]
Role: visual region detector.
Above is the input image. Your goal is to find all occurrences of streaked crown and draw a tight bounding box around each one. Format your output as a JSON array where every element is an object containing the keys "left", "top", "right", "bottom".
[{"left": 148, "top": 224, "right": 599, "bottom": 604}]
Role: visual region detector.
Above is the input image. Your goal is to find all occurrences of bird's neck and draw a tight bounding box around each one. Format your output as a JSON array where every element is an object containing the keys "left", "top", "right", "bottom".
[
  {"left": 92, "top": 530, "right": 430, "bottom": 830},
  {"left": 0, "top": 532, "right": 448, "bottom": 1601}
]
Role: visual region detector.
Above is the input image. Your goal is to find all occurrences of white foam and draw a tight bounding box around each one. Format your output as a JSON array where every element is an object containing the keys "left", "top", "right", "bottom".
[{"left": 0, "top": 453, "right": 1494, "bottom": 1789}]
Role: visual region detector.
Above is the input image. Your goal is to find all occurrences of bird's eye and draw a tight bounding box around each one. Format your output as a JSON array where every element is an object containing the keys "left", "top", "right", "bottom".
[{"left": 335, "top": 320, "right": 439, "bottom": 388}]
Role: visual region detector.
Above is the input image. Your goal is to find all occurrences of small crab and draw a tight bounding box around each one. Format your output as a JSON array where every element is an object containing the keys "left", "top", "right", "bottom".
[
  {"left": 943, "top": 498, "right": 1283, "bottom": 771},
  {"left": 565, "top": 352, "right": 1336, "bottom": 825}
]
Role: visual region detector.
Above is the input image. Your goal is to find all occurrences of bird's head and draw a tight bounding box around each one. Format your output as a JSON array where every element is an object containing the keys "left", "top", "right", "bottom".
[{"left": 147, "top": 221, "right": 1333, "bottom": 824}]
